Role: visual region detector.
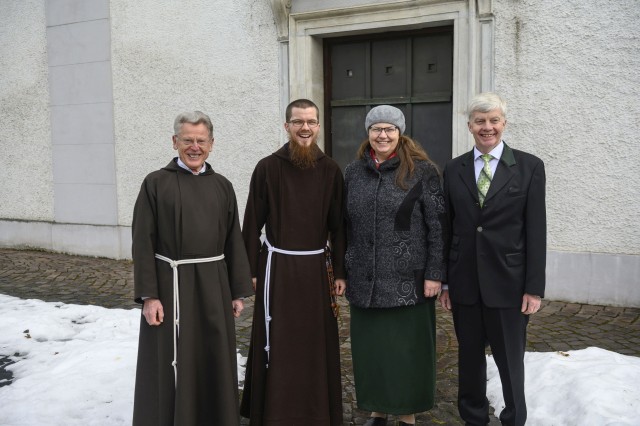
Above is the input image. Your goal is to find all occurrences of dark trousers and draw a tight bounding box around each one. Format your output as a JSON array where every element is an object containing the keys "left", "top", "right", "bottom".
[{"left": 452, "top": 302, "right": 529, "bottom": 426}]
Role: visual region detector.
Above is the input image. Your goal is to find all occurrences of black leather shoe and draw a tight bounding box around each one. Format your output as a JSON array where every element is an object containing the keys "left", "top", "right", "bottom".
[
  {"left": 363, "top": 417, "right": 387, "bottom": 426},
  {"left": 397, "top": 422, "right": 415, "bottom": 426}
]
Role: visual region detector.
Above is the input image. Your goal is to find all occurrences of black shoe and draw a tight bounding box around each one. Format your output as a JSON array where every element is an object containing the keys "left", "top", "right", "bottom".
[
  {"left": 363, "top": 417, "right": 387, "bottom": 426},
  {"left": 397, "top": 421, "right": 415, "bottom": 426}
]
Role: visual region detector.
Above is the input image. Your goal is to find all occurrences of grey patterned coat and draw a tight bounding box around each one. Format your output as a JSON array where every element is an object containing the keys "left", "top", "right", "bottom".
[{"left": 344, "top": 151, "right": 448, "bottom": 308}]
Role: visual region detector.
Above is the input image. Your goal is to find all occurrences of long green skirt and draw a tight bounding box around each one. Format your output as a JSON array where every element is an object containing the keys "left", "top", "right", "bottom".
[{"left": 350, "top": 302, "right": 436, "bottom": 415}]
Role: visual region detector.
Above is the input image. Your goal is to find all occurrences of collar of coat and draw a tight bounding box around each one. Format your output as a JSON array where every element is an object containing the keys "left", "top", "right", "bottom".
[
  {"left": 364, "top": 147, "right": 400, "bottom": 172},
  {"left": 163, "top": 158, "right": 215, "bottom": 175},
  {"left": 457, "top": 142, "right": 518, "bottom": 204},
  {"left": 369, "top": 148, "right": 398, "bottom": 169}
]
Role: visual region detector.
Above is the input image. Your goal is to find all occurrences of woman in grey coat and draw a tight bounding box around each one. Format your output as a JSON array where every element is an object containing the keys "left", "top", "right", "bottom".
[{"left": 344, "top": 105, "right": 448, "bottom": 426}]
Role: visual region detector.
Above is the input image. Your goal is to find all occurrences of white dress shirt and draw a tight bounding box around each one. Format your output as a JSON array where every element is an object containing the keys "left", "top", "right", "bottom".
[{"left": 473, "top": 141, "right": 504, "bottom": 182}]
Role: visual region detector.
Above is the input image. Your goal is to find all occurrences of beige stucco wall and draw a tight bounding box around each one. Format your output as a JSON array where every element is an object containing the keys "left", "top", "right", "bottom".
[
  {"left": 493, "top": 0, "right": 640, "bottom": 256},
  {"left": 110, "top": 0, "right": 282, "bottom": 226},
  {"left": 0, "top": 0, "right": 54, "bottom": 221}
]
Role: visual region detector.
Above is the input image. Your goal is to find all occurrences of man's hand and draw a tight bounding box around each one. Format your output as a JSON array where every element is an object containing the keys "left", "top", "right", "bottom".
[
  {"left": 251, "top": 277, "right": 257, "bottom": 292},
  {"left": 521, "top": 293, "right": 542, "bottom": 315},
  {"left": 335, "top": 279, "right": 346, "bottom": 296},
  {"left": 142, "top": 298, "right": 164, "bottom": 326},
  {"left": 232, "top": 299, "right": 244, "bottom": 318},
  {"left": 424, "top": 279, "right": 441, "bottom": 298},
  {"left": 439, "top": 289, "right": 452, "bottom": 311}
]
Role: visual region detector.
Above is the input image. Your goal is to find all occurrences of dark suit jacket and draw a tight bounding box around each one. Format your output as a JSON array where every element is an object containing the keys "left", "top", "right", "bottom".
[{"left": 443, "top": 143, "right": 546, "bottom": 308}]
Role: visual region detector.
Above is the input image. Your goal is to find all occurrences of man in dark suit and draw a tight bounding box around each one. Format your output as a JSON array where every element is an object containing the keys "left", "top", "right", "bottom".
[{"left": 439, "top": 92, "right": 546, "bottom": 426}]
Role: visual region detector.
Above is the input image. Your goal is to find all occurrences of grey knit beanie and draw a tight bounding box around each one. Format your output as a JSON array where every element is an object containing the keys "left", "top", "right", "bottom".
[{"left": 365, "top": 105, "right": 406, "bottom": 134}]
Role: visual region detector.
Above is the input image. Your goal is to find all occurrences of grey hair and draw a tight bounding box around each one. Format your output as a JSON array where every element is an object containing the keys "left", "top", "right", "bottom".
[
  {"left": 173, "top": 111, "right": 214, "bottom": 138},
  {"left": 467, "top": 92, "right": 507, "bottom": 121}
]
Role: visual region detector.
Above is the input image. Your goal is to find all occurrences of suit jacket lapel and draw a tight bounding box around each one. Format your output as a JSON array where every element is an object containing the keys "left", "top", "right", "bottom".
[
  {"left": 458, "top": 150, "right": 479, "bottom": 202},
  {"left": 485, "top": 142, "right": 516, "bottom": 203}
]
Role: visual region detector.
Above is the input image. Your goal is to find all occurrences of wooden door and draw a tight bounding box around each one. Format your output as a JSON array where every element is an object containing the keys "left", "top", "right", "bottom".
[{"left": 324, "top": 28, "right": 453, "bottom": 171}]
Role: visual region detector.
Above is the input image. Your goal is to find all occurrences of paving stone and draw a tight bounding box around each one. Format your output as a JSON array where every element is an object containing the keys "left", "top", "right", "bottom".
[{"left": 0, "top": 248, "right": 639, "bottom": 425}]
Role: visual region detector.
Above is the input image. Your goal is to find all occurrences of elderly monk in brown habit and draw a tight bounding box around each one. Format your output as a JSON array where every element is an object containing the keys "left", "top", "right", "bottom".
[
  {"left": 131, "top": 111, "right": 253, "bottom": 426},
  {"left": 240, "top": 99, "right": 347, "bottom": 425}
]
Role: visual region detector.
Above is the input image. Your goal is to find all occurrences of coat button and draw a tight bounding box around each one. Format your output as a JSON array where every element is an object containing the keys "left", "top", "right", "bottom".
[{"left": 477, "top": 226, "right": 483, "bottom": 232}]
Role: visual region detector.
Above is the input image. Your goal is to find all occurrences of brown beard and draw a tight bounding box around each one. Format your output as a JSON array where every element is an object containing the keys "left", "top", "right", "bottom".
[{"left": 289, "top": 140, "right": 319, "bottom": 169}]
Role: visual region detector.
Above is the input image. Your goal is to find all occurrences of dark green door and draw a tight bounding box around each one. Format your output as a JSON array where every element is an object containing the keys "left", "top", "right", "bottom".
[{"left": 324, "top": 28, "right": 453, "bottom": 171}]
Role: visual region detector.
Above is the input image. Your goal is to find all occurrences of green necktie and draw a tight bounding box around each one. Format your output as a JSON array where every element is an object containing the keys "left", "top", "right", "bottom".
[{"left": 477, "top": 154, "right": 493, "bottom": 207}]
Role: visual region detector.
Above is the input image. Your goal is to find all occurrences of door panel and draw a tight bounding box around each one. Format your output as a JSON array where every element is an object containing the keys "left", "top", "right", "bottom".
[
  {"left": 331, "top": 42, "right": 368, "bottom": 101},
  {"left": 411, "top": 102, "right": 453, "bottom": 171},
  {"left": 412, "top": 34, "right": 453, "bottom": 98},
  {"left": 371, "top": 39, "right": 408, "bottom": 99},
  {"left": 331, "top": 106, "right": 367, "bottom": 168}
]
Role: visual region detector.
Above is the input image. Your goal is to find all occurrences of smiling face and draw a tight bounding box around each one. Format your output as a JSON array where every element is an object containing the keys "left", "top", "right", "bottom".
[
  {"left": 368, "top": 122, "right": 400, "bottom": 162},
  {"left": 284, "top": 107, "right": 320, "bottom": 147},
  {"left": 172, "top": 122, "right": 213, "bottom": 173},
  {"left": 468, "top": 108, "right": 507, "bottom": 154}
]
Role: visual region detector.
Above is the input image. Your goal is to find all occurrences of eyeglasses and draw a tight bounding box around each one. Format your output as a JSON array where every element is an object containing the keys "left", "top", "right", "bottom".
[
  {"left": 369, "top": 126, "right": 398, "bottom": 136},
  {"left": 178, "top": 137, "right": 212, "bottom": 147},
  {"left": 288, "top": 119, "right": 319, "bottom": 128}
]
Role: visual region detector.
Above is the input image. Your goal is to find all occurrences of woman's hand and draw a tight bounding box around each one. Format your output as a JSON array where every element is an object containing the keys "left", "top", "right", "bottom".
[{"left": 424, "top": 280, "right": 441, "bottom": 298}]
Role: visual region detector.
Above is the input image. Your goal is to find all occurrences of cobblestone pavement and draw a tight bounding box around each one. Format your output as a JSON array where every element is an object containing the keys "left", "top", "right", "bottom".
[{"left": 1, "top": 248, "right": 639, "bottom": 425}]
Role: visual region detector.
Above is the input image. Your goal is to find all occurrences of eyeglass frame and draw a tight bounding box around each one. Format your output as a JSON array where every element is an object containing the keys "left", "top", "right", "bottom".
[
  {"left": 368, "top": 125, "right": 398, "bottom": 136},
  {"left": 287, "top": 119, "right": 320, "bottom": 128}
]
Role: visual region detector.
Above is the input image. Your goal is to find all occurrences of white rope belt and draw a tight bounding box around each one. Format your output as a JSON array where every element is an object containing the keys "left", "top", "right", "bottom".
[
  {"left": 154, "top": 253, "right": 225, "bottom": 387},
  {"left": 263, "top": 238, "right": 324, "bottom": 367}
]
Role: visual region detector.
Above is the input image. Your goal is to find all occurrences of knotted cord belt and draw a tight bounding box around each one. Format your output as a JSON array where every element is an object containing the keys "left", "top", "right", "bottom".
[
  {"left": 154, "top": 253, "right": 225, "bottom": 387},
  {"left": 263, "top": 238, "right": 324, "bottom": 367}
]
